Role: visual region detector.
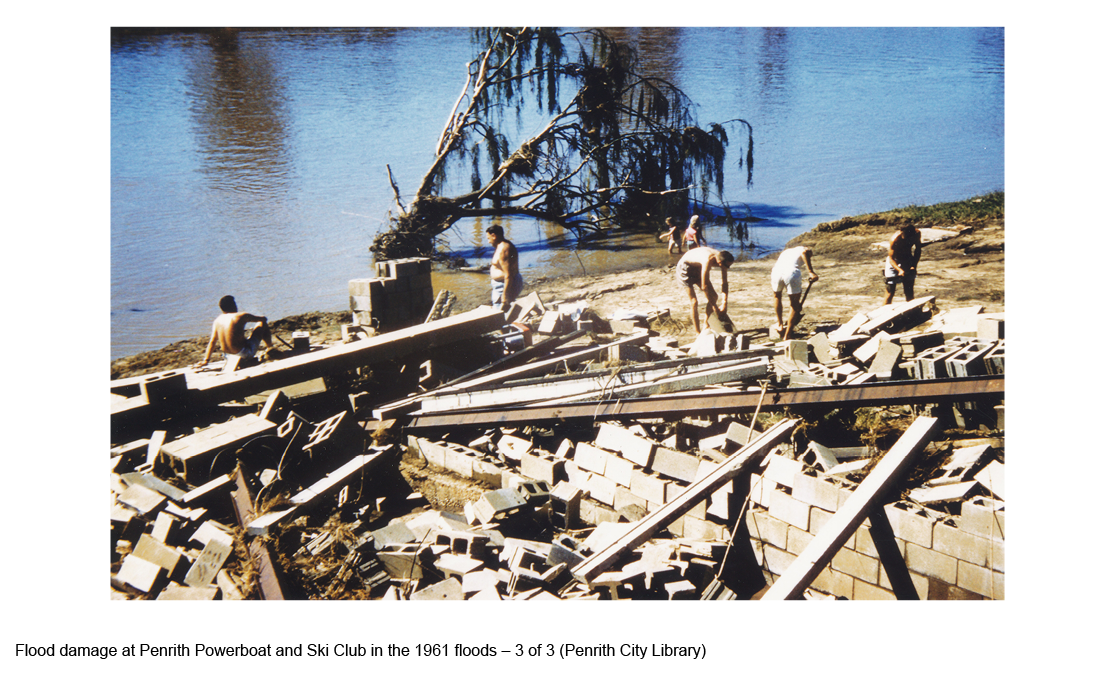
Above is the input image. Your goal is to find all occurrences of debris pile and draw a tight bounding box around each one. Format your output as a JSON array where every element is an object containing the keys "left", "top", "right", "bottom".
[{"left": 109, "top": 282, "right": 1004, "bottom": 600}]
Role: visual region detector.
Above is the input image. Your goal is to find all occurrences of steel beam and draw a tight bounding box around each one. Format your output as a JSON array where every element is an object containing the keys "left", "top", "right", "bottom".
[{"left": 402, "top": 375, "right": 1004, "bottom": 429}]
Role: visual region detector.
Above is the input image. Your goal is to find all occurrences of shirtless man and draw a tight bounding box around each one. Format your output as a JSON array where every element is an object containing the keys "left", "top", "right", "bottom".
[
  {"left": 487, "top": 224, "right": 523, "bottom": 312},
  {"left": 884, "top": 223, "right": 922, "bottom": 304},
  {"left": 198, "top": 295, "right": 273, "bottom": 366},
  {"left": 771, "top": 245, "right": 819, "bottom": 341},
  {"left": 676, "top": 246, "right": 735, "bottom": 333}
]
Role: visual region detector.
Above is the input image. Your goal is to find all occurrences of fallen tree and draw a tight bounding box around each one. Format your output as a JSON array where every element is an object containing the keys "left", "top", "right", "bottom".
[{"left": 371, "top": 27, "right": 754, "bottom": 259}]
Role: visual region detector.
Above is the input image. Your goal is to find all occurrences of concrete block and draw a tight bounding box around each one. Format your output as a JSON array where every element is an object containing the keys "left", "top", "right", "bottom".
[
  {"left": 585, "top": 473, "right": 618, "bottom": 507},
  {"left": 786, "top": 525, "right": 814, "bottom": 555},
  {"left": 852, "top": 579, "right": 896, "bottom": 601},
  {"left": 957, "top": 560, "right": 999, "bottom": 599},
  {"left": 133, "top": 534, "right": 188, "bottom": 579},
  {"left": 868, "top": 338, "right": 903, "bottom": 378},
  {"left": 934, "top": 521, "right": 1004, "bottom": 571},
  {"left": 595, "top": 423, "right": 657, "bottom": 467},
  {"left": 853, "top": 524, "right": 879, "bottom": 559},
  {"left": 808, "top": 566, "right": 854, "bottom": 599},
  {"left": 666, "top": 481, "right": 706, "bottom": 519},
  {"left": 977, "top": 316, "right": 1005, "bottom": 341},
  {"left": 185, "top": 533, "right": 233, "bottom": 588},
  {"left": 751, "top": 510, "right": 789, "bottom": 549},
  {"left": 443, "top": 446, "right": 475, "bottom": 479},
  {"left": 650, "top": 446, "right": 700, "bottom": 483},
  {"left": 682, "top": 515, "right": 727, "bottom": 541},
  {"left": 157, "top": 583, "right": 219, "bottom": 601},
  {"left": 603, "top": 453, "right": 636, "bottom": 488},
  {"left": 884, "top": 501, "right": 937, "bottom": 548},
  {"left": 975, "top": 459, "right": 1005, "bottom": 500},
  {"left": 573, "top": 442, "right": 611, "bottom": 475},
  {"left": 473, "top": 489, "right": 529, "bottom": 524},
  {"left": 629, "top": 469, "right": 666, "bottom": 506},
  {"left": 904, "top": 543, "right": 957, "bottom": 584},
  {"left": 117, "top": 555, "right": 166, "bottom": 594},
  {"left": 959, "top": 497, "right": 1005, "bottom": 540},
  {"left": 768, "top": 488, "right": 810, "bottom": 531},
  {"left": 792, "top": 472, "right": 842, "bottom": 512},
  {"left": 472, "top": 458, "right": 504, "bottom": 488},
  {"left": 908, "top": 481, "right": 980, "bottom": 505},
  {"left": 411, "top": 578, "right": 464, "bottom": 600},
  {"left": 832, "top": 547, "right": 879, "bottom": 584},
  {"left": 118, "top": 484, "right": 167, "bottom": 516},
  {"left": 749, "top": 474, "right": 777, "bottom": 509},
  {"left": 762, "top": 546, "right": 798, "bottom": 577},
  {"left": 763, "top": 453, "right": 802, "bottom": 488},
  {"left": 521, "top": 451, "right": 563, "bottom": 485},
  {"left": 497, "top": 434, "right": 532, "bottom": 463}
]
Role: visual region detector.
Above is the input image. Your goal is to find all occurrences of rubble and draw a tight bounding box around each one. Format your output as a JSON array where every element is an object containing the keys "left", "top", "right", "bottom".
[{"left": 109, "top": 263, "right": 1005, "bottom": 600}]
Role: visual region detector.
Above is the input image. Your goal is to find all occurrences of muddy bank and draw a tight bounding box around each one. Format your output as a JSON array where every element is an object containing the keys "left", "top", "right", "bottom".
[{"left": 111, "top": 202, "right": 1004, "bottom": 380}]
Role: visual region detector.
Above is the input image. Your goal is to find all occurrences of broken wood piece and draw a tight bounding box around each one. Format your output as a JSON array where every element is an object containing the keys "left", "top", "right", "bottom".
[
  {"left": 761, "top": 415, "right": 940, "bottom": 600},
  {"left": 571, "top": 418, "right": 798, "bottom": 583}
]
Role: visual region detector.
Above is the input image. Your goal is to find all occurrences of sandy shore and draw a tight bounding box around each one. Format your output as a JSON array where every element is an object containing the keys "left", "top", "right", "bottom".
[{"left": 110, "top": 211, "right": 1004, "bottom": 380}]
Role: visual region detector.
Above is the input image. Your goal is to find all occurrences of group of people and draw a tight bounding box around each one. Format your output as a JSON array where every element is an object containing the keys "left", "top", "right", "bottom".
[
  {"left": 197, "top": 219, "right": 921, "bottom": 367},
  {"left": 673, "top": 218, "right": 922, "bottom": 339}
]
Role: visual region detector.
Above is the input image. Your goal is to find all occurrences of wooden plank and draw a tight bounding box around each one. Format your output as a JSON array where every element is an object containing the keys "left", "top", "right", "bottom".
[
  {"left": 112, "top": 307, "right": 505, "bottom": 439},
  {"left": 229, "top": 470, "right": 286, "bottom": 600},
  {"left": 761, "top": 416, "right": 939, "bottom": 600},
  {"left": 570, "top": 418, "right": 799, "bottom": 583},
  {"left": 406, "top": 376, "right": 1003, "bottom": 429}
]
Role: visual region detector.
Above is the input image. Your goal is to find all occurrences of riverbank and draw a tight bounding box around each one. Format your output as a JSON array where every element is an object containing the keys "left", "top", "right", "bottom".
[{"left": 110, "top": 194, "right": 1004, "bottom": 380}]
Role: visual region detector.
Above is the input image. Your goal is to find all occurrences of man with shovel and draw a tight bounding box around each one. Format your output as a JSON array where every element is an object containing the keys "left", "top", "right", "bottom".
[
  {"left": 771, "top": 245, "right": 819, "bottom": 341},
  {"left": 676, "top": 246, "right": 735, "bottom": 333}
]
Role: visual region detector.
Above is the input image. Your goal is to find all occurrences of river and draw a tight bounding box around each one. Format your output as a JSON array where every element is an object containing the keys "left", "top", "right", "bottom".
[{"left": 111, "top": 27, "right": 1003, "bottom": 359}]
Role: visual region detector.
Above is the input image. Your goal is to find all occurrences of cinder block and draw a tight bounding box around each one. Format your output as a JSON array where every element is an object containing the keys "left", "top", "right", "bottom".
[
  {"left": 763, "top": 453, "right": 802, "bottom": 488},
  {"left": 832, "top": 547, "right": 879, "bottom": 584},
  {"left": 808, "top": 566, "right": 854, "bottom": 599},
  {"left": 749, "top": 474, "right": 777, "bottom": 509},
  {"left": 853, "top": 523, "right": 879, "bottom": 559},
  {"left": 792, "top": 472, "right": 842, "bottom": 512},
  {"left": 751, "top": 510, "right": 789, "bottom": 549},
  {"left": 521, "top": 451, "right": 563, "bottom": 485},
  {"left": 628, "top": 469, "right": 666, "bottom": 505},
  {"left": 762, "top": 546, "right": 797, "bottom": 578},
  {"left": 603, "top": 454, "right": 635, "bottom": 488},
  {"left": 117, "top": 555, "right": 167, "bottom": 594},
  {"left": 585, "top": 473, "right": 618, "bottom": 507},
  {"left": 573, "top": 442, "right": 611, "bottom": 475},
  {"left": 884, "top": 501, "right": 937, "bottom": 548},
  {"left": 595, "top": 423, "right": 658, "bottom": 467},
  {"left": 786, "top": 525, "right": 814, "bottom": 555},
  {"left": 650, "top": 446, "right": 700, "bottom": 483},
  {"left": 959, "top": 497, "right": 1005, "bottom": 540},
  {"left": 682, "top": 516, "right": 727, "bottom": 541},
  {"left": 443, "top": 446, "right": 475, "bottom": 479},
  {"left": 934, "top": 522, "right": 1004, "bottom": 571},
  {"left": 957, "top": 560, "right": 998, "bottom": 599},
  {"left": 852, "top": 579, "right": 896, "bottom": 600},
  {"left": 768, "top": 488, "right": 810, "bottom": 531},
  {"left": 904, "top": 543, "right": 957, "bottom": 584}
]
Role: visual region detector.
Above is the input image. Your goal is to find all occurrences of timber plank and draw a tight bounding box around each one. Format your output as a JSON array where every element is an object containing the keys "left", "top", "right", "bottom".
[{"left": 761, "top": 415, "right": 940, "bottom": 600}]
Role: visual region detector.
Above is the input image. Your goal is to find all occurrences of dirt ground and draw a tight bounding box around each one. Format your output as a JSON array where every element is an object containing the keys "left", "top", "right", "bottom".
[{"left": 110, "top": 214, "right": 1004, "bottom": 380}]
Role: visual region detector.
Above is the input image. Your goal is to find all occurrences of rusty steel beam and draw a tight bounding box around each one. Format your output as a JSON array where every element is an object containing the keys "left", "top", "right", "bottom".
[{"left": 402, "top": 375, "right": 1004, "bottom": 429}]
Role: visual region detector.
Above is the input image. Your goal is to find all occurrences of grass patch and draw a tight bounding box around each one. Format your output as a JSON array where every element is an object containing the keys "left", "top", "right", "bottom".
[{"left": 814, "top": 191, "right": 1004, "bottom": 233}]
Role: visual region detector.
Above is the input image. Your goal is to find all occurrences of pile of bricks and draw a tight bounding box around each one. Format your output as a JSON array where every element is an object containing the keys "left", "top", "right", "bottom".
[
  {"left": 108, "top": 287, "right": 1005, "bottom": 600},
  {"left": 349, "top": 257, "right": 435, "bottom": 332}
]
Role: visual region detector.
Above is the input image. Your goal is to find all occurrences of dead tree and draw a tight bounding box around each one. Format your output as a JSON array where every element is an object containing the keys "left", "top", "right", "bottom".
[{"left": 371, "top": 28, "right": 753, "bottom": 259}]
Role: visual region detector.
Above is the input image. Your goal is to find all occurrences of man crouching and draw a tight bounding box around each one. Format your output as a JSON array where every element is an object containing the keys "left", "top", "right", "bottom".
[{"left": 198, "top": 295, "right": 273, "bottom": 367}]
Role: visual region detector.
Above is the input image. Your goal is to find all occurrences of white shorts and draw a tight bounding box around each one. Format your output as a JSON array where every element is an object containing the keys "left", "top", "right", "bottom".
[{"left": 771, "top": 267, "right": 802, "bottom": 295}]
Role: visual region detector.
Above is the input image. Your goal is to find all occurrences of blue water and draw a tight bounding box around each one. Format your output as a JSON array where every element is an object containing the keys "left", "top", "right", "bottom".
[{"left": 111, "top": 27, "right": 1003, "bottom": 359}]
